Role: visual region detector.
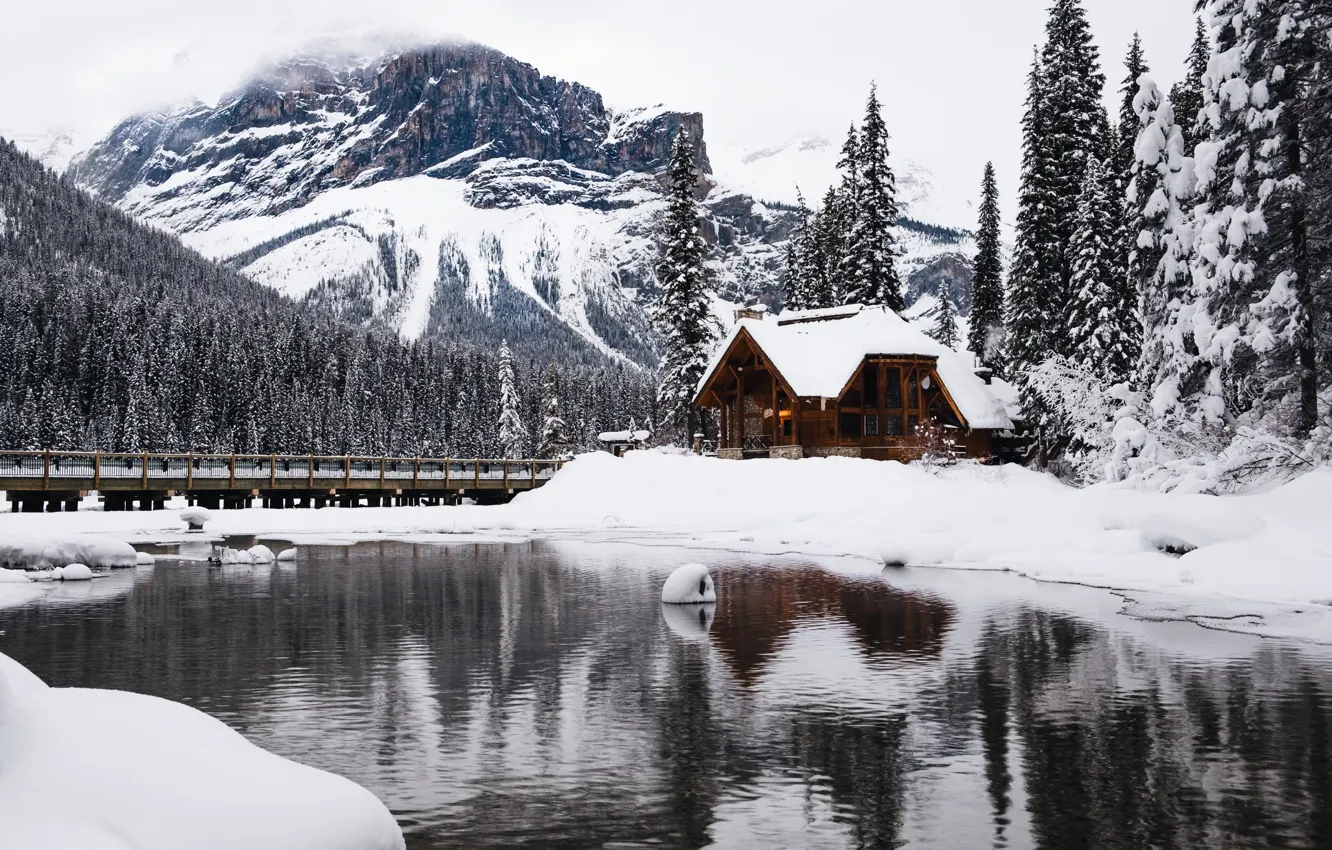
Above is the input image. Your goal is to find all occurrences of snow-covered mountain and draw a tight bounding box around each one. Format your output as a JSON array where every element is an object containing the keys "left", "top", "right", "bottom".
[{"left": 58, "top": 40, "right": 974, "bottom": 366}]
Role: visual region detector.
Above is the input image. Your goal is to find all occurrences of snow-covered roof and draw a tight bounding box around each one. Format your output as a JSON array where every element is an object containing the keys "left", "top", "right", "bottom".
[
  {"left": 598, "top": 430, "right": 651, "bottom": 443},
  {"left": 696, "top": 304, "right": 1014, "bottom": 430}
]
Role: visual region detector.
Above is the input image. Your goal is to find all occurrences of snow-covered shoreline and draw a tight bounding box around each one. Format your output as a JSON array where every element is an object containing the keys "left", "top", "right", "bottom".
[{"left": 3, "top": 452, "right": 1330, "bottom": 640}]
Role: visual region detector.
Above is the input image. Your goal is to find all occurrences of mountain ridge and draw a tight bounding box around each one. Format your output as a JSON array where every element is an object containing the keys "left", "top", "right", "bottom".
[{"left": 55, "top": 40, "right": 976, "bottom": 366}]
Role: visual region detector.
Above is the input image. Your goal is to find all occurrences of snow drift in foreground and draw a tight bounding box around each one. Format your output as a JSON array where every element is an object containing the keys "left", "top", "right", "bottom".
[
  {"left": 0, "top": 652, "right": 404, "bottom": 850},
  {"left": 0, "top": 534, "right": 137, "bottom": 570}
]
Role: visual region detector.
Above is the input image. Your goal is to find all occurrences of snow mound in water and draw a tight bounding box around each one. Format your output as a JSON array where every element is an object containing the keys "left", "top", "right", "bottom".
[
  {"left": 219, "top": 547, "right": 252, "bottom": 565},
  {"left": 277, "top": 548, "right": 297, "bottom": 562},
  {"left": 136, "top": 552, "right": 156, "bottom": 566},
  {"left": 0, "top": 568, "right": 31, "bottom": 584},
  {"left": 0, "top": 652, "right": 405, "bottom": 850},
  {"left": 661, "top": 563, "right": 717, "bottom": 604},
  {"left": 55, "top": 563, "right": 93, "bottom": 581},
  {"left": 248, "top": 545, "right": 276, "bottom": 564},
  {"left": 0, "top": 535, "right": 136, "bottom": 570}
]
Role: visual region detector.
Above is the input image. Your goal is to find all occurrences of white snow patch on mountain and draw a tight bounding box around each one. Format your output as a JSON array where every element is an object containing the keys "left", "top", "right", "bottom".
[{"left": 186, "top": 174, "right": 656, "bottom": 357}]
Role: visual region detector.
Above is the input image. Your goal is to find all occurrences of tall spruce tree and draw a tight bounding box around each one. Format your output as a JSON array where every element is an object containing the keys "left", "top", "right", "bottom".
[
  {"left": 497, "top": 339, "right": 527, "bottom": 458},
  {"left": 842, "top": 84, "right": 904, "bottom": 310},
  {"left": 1114, "top": 34, "right": 1151, "bottom": 307},
  {"left": 1169, "top": 18, "right": 1212, "bottom": 156},
  {"left": 1038, "top": 0, "right": 1109, "bottom": 353},
  {"left": 831, "top": 124, "right": 862, "bottom": 286},
  {"left": 810, "top": 187, "right": 844, "bottom": 308},
  {"left": 783, "top": 190, "right": 814, "bottom": 310},
  {"left": 652, "top": 130, "right": 717, "bottom": 444},
  {"left": 968, "top": 162, "right": 1005, "bottom": 369},
  {"left": 1068, "top": 157, "right": 1137, "bottom": 382},
  {"left": 1007, "top": 50, "right": 1060, "bottom": 375},
  {"left": 536, "top": 371, "right": 571, "bottom": 459}
]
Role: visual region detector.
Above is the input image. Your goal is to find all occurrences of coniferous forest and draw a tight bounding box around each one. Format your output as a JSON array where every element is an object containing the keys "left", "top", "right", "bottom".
[
  {"left": 1007, "top": 0, "right": 1332, "bottom": 490},
  {"left": 0, "top": 139, "right": 657, "bottom": 458},
  {"left": 3, "top": 0, "right": 1330, "bottom": 490}
]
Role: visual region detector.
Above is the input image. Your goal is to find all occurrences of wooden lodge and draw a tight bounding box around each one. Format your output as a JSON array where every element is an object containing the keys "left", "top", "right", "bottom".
[{"left": 693, "top": 304, "right": 1016, "bottom": 461}]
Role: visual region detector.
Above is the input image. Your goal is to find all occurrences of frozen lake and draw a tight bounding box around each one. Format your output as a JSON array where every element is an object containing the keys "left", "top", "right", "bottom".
[{"left": 3, "top": 539, "right": 1331, "bottom": 849}]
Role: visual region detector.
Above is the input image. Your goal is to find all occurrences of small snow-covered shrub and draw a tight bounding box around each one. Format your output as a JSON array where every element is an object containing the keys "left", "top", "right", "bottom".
[{"left": 1023, "top": 355, "right": 1126, "bottom": 485}]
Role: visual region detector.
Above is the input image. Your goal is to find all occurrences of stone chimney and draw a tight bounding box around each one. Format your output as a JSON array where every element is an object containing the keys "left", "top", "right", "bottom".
[{"left": 733, "top": 304, "right": 768, "bottom": 323}]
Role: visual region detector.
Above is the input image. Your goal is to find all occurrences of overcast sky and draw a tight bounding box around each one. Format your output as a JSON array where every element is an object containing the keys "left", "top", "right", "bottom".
[{"left": 3, "top": 0, "right": 1200, "bottom": 226}]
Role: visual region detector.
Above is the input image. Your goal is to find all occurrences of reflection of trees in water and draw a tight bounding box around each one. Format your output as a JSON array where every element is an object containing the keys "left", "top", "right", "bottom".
[
  {"left": 790, "top": 709, "right": 908, "bottom": 850},
  {"left": 708, "top": 566, "right": 955, "bottom": 684},
  {"left": 9, "top": 547, "right": 1332, "bottom": 849},
  {"left": 656, "top": 638, "right": 722, "bottom": 849},
  {"left": 968, "top": 608, "right": 1332, "bottom": 850}
]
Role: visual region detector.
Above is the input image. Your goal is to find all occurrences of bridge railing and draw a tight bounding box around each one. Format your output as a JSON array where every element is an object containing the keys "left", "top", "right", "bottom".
[{"left": 0, "top": 451, "right": 565, "bottom": 488}]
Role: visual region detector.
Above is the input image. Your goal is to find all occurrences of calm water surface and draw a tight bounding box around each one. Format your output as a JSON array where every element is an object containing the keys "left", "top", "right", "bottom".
[{"left": 2, "top": 539, "right": 1331, "bottom": 849}]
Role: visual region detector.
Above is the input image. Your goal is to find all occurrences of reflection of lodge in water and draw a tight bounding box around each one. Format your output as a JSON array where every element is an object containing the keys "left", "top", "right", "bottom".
[{"left": 706, "top": 566, "right": 955, "bottom": 684}]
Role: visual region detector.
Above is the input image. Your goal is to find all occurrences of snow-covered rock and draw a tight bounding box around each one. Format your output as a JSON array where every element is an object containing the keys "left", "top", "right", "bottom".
[
  {"left": 180, "top": 507, "right": 213, "bottom": 530},
  {"left": 0, "top": 535, "right": 136, "bottom": 570},
  {"left": 277, "top": 548, "right": 298, "bottom": 562},
  {"left": 247, "top": 545, "right": 276, "bottom": 564},
  {"left": 661, "top": 563, "right": 717, "bottom": 604},
  {"left": 0, "top": 652, "right": 405, "bottom": 850},
  {"left": 54, "top": 563, "right": 93, "bottom": 581},
  {"left": 219, "top": 547, "right": 254, "bottom": 565},
  {"left": 135, "top": 551, "right": 156, "bottom": 566},
  {"left": 0, "top": 568, "right": 31, "bottom": 584}
]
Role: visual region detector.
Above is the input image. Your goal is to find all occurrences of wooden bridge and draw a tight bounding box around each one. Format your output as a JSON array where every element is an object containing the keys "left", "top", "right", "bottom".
[{"left": 0, "top": 451, "right": 565, "bottom": 512}]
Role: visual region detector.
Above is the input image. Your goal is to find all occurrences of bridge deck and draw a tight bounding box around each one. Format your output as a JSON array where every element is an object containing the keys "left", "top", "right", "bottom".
[{"left": 0, "top": 451, "right": 564, "bottom": 511}]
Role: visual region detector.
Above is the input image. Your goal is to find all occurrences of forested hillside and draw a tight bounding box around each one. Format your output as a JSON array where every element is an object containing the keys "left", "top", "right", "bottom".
[{"left": 0, "top": 139, "right": 656, "bottom": 456}]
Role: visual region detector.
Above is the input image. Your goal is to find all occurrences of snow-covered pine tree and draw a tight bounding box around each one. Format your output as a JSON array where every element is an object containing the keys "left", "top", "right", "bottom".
[
  {"left": 929, "top": 278, "right": 960, "bottom": 349},
  {"left": 1240, "top": 0, "right": 1325, "bottom": 435},
  {"left": 1113, "top": 34, "right": 1151, "bottom": 304},
  {"left": 1169, "top": 17, "right": 1212, "bottom": 156},
  {"left": 782, "top": 191, "right": 814, "bottom": 311},
  {"left": 968, "top": 162, "right": 1005, "bottom": 369},
  {"left": 831, "top": 123, "right": 862, "bottom": 288},
  {"left": 1006, "top": 50, "right": 1061, "bottom": 375},
  {"left": 842, "top": 85, "right": 904, "bottom": 311},
  {"left": 1038, "top": 0, "right": 1109, "bottom": 355},
  {"left": 536, "top": 371, "right": 572, "bottom": 459},
  {"left": 1129, "top": 76, "right": 1190, "bottom": 403},
  {"left": 652, "top": 131, "right": 717, "bottom": 444},
  {"left": 1068, "top": 157, "right": 1137, "bottom": 382},
  {"left": 809, "top": 187, "right": 843, "bottom": 308},
  {"left": 497, "top": 339, "right": 527, "bottom": 458}
]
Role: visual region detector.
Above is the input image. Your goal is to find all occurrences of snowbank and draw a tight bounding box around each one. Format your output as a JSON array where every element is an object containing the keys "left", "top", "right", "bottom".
[
  {"left": 503, "top": 453, "right": 1332, "bottom": 615},
  {"left": 0, "top": 534, "right": 137, "bottom": 570},
  {"left": 0, "top": 652, "right": 405, "bottom": 850},
  {"left": 2, "top": 453, "right": 1331, "bottom": 634}
]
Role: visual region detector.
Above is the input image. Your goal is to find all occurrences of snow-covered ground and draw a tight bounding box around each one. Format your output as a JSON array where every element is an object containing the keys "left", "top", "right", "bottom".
[
  {"left": 0, "top": 652, "right": 405, "bottom": 850},
  {"left": 2, "top": 453, "right": 1330, "bottom": 641}
]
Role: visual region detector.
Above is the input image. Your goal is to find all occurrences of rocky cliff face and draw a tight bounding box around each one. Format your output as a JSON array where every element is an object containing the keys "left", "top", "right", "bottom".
[
  {"left": 66, "top": 39, "right": 971, "bottom": 367},
  {"left": 73, "top": 42, "right": 710, "bottom": 232}
]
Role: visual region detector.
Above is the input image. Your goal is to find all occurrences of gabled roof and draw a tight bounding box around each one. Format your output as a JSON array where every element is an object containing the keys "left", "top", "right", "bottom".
[{"left": 695, "top": 304, "right": 1014, "bottom": 430}]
